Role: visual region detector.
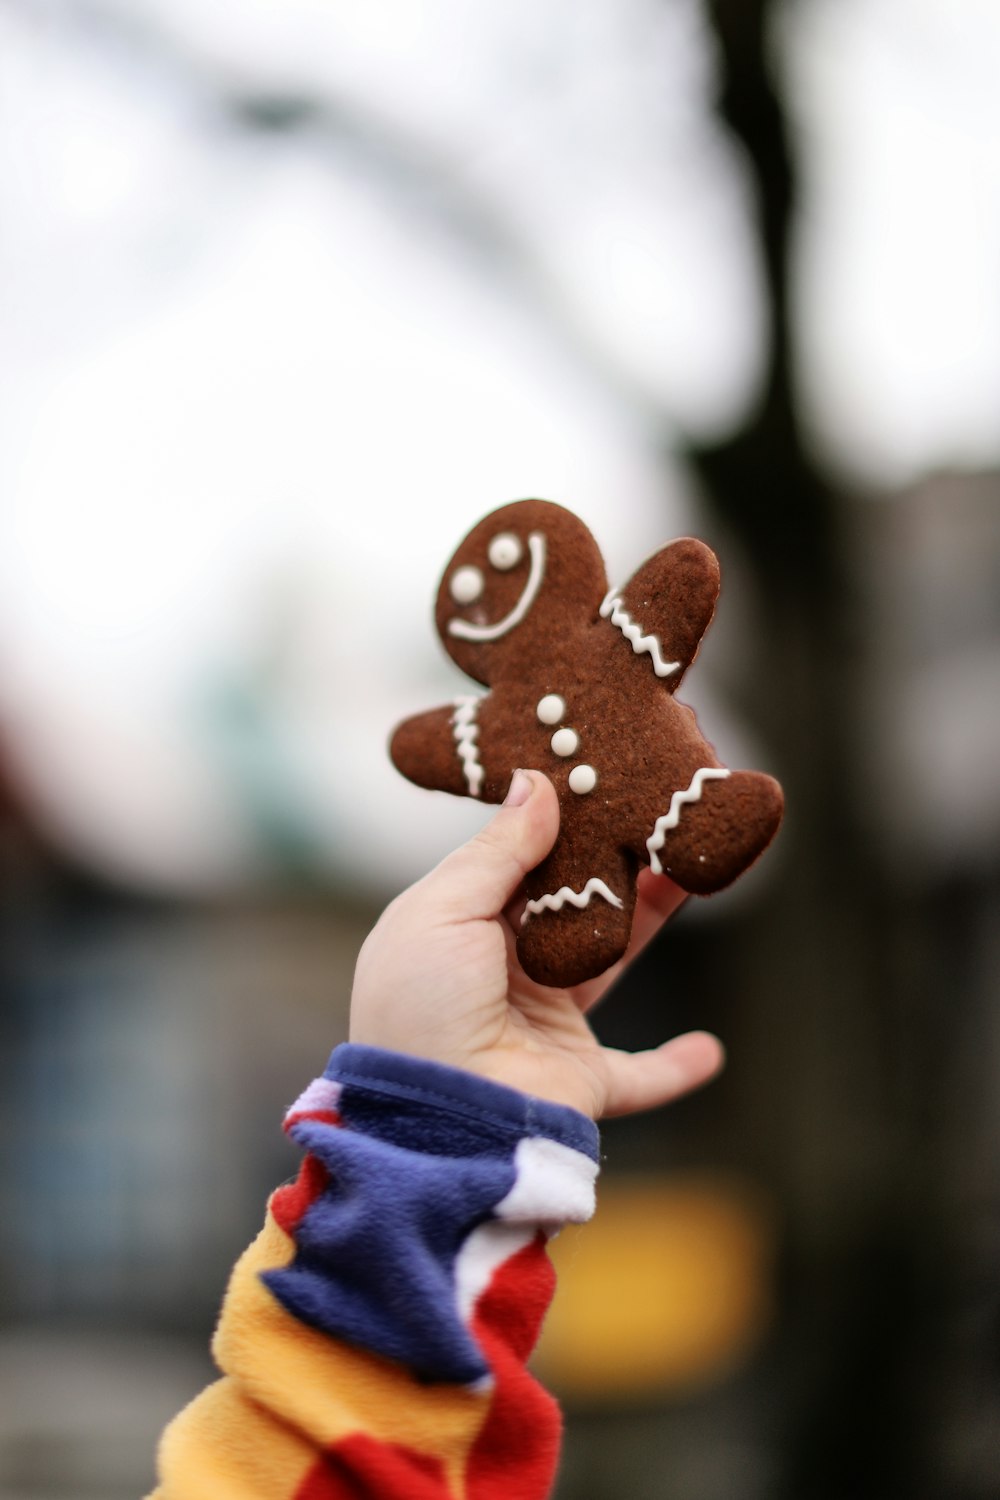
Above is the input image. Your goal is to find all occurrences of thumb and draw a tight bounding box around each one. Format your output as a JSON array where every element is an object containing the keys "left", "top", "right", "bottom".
[{"left": 421, "top": 770, "right": 560, "bottom": 921}]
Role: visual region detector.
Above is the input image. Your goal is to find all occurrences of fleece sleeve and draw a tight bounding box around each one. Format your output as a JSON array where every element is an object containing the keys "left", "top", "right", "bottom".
[{"left": 150, "top": 1043, "right": 600, "bottom": 1500}]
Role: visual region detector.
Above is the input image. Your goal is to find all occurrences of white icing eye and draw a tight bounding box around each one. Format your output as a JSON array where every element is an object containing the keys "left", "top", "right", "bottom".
[
  {"left": 536, "top": 693, "right": 565, "bottom": 725},
  {"left": 551, "top": 728, "right": 579, "bottom": 757},
  {"left": 450, "top": 565, "right": 484, "bottom": 605},
  {"left": 569, "top": 764, "right": 598, "bottom": 795},
  {"left": 488, "top": 532, "right": 523, "bottom": 571}
]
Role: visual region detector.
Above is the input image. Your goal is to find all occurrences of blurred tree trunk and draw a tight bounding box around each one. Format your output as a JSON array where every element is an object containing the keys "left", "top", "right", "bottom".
[{"left": 688, "top": 4, "right": 929, "bottom": 1494}]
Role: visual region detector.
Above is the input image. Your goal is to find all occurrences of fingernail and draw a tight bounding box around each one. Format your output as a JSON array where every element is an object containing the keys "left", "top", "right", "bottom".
[{"left": 504, "top": 769, "right": 533, "bottom": 807}]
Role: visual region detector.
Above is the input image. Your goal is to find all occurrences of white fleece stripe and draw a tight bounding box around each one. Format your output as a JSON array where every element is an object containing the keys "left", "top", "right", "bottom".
[
  {"left": 454, "top": 1222, "right": 536, "bottom": 1326},
  {"left": 285, "top": 1077, "right": 342, "bottom": 1122},
  {"left": 453, "top": 1137, "right": 598, "bottom": 1337},
  {"left": 495, "top": 1136, "right": 599, "bottom": 1228}
]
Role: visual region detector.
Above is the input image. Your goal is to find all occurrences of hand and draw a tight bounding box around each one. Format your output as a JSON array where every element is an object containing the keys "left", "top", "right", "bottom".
[{"left": 350, "top": 770, "right": 724, "bottom": 1120}]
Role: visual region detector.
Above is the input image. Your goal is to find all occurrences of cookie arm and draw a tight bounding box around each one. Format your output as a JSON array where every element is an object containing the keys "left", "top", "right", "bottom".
[
  {"left": 633, "top": 766, "right": 783, "bottom": 895},
  {"left": 390, "top": 698, "right": 490, "bottom": 801},
  {"left": 601, "top": 538, "right": 720, "bottom": 691},
  {"left": 517, "top": 844, "right": 638, "bottom": 990}
]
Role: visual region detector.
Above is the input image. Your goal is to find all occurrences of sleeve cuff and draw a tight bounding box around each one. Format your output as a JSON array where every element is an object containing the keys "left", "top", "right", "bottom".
[{"left": 322, "top": 1043, "right": 600, "bottom": 1163}]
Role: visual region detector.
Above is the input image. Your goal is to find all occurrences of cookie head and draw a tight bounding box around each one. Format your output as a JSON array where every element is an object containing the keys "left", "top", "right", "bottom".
[{"left": 435, "top": 498, "right": 607, "bottom": 685}]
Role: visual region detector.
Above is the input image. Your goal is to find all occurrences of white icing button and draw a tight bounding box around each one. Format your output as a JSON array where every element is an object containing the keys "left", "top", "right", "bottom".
[
  {"left": 568, "top": 764, "right": 598, "bottom": 795},
  {"left": 450, "top": 565, "right": 484, "bottom": 605},
  {"left": 487, "top": 531, "right": 523, "bottom": 570},
  {"left": 536, "top": 693, "right": 565, "bottom": 725},
  {"left": 551, "top": 727, "right": 579, "bottom": 757}
]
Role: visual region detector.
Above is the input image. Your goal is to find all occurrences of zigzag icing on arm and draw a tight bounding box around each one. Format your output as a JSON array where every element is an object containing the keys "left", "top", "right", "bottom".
[
  {"left": 451, "top": 696, "right": 484, "bottom": 796},
  {"left": 599, "top": 588, "right": 680, "bottom": 678},
  {"left": 646, "top": 767, "right": 731, "bottom": 873},
  {"left": 520, "top": 877, "right": 623, "bottom": 926}
]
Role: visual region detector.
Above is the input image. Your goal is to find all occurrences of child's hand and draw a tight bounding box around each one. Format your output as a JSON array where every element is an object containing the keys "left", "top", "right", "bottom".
[{"left": 350, "top": 770, "right": 724, "bottom": 1120}]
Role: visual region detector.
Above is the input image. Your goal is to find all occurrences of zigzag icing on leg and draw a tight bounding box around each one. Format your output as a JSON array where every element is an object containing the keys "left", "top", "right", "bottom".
[
  {"left": 451, "top": 696, "right": 484, "bottom": 797},
  {"left": 520, "top": 877, "right": 623, "bottom": 926},
  {"left": 599, "top": 588, "right": 680, "bottom": 679},
  {"left": 646, "top": 767, "right": 731, "bottom": 873}
]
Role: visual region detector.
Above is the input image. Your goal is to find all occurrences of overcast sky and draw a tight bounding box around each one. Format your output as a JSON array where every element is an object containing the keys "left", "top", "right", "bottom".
[{"left": 0, "top": 0, "right": 995, "bottom": 891}]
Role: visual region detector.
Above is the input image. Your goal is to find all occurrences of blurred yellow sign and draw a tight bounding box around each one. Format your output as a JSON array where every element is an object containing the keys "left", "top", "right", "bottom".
[{"left": 535, "top": 1173, "right": 774, "bottom": 1401}]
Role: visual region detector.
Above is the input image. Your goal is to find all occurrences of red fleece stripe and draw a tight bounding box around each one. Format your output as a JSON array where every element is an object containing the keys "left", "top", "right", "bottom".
[
  {"left": 465, "top": 1236, "right": 561, "bottom": 1499},
  {"left": 284, "top": 1108, "right": 342, "bottom": 1133},
  {"left": 475, "top": 1232, "right": 555, "bottom": 1362},
  {"left": 289, "top": 1231, "right": 562, "bottom": 1500},
  {"left": 271, "top": 1153, "right": 329, "bottom": 1236},
  {"left": 293, "top": 1434, "right": 453, "bottom": 1499}
]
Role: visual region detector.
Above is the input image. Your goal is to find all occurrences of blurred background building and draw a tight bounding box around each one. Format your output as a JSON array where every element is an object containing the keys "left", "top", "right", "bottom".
[{"left": 1, "top": 1, "right": 999, "bottom": 1496}]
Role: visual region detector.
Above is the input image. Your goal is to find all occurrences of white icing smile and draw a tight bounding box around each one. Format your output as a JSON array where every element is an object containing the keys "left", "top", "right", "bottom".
[
  {"left": 448, "top": 532, "right": 546, "bottom": 642},
  {"left": 520, "top": 877, "right": 623, "bottom": 926}
]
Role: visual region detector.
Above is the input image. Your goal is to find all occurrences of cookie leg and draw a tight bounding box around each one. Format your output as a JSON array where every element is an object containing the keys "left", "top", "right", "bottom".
[
  {"left": 390, "top": 698, "right": 491, "bottom": 800},
  {"left": 644, "top": 769, "right": 783, "bottom": 894},
  {"left": 517, "top": 846, "right": 637, "bottom": 989}
]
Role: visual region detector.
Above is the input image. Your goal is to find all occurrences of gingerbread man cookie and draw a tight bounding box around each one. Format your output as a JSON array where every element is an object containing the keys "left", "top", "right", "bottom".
[{"left": 391, "top": 499, "right": 783, "bottom": 988}]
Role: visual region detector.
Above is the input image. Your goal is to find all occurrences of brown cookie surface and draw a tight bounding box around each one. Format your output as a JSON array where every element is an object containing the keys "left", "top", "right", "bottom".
[{"left": 391, "top": 499, "right": 783, "bottom": 988}]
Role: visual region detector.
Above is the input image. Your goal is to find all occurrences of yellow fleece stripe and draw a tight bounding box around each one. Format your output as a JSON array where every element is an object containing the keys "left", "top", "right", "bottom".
[
  {"left": 210, "top": 1210, "right": 490, "bottom": 1495},
  {"left": 150, "top": 1376, "right": 319, "bottom": 1499}
]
